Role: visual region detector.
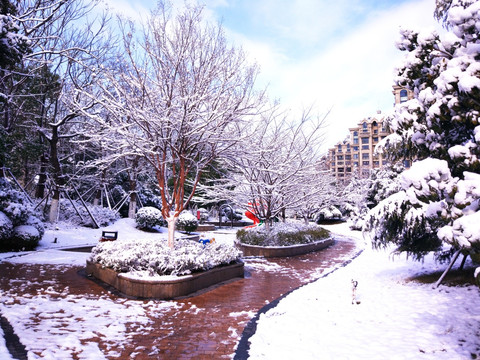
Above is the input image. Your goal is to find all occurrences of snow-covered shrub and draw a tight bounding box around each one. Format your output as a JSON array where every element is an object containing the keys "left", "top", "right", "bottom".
[
  {"left": 135, "top": 206, "right": 165, "bottom": 230},
  {"left": 221, "top": 207, "right": 242, "bottom": 221},
  {"left": 0, "top": 179, "right": 44, "bottom": 251},
  {"left": 58, "top": 200, "right": 119, "bottom": 227},
  {"left": 89, "top": 238, "right": 241, "bottom": 276},
  {"left": 237, "top": 222, "right": 330, "bottom": 247},
  {"left": 315, "top": 206, "right": 342, "bottom": 223},
  {"left": 0, "top": 211, "right": 13, "bottom": 241},
  {"left": 7, "top": 225, "right": 41, "bottom": 251},
  {"left": 177, "top": 211, "right": 198, "bottom": 233}
]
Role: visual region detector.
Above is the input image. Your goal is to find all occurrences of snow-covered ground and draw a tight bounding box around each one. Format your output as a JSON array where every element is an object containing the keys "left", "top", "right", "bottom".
[
  {"left": 248, "top": 223, "right": 480, "bottom": 359},
  {"left": 0, "top": 220, "right": 479, "bottom": 359}
]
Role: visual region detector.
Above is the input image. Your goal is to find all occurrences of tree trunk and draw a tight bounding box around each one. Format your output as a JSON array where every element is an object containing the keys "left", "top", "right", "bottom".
[
  {"left": 128, "top": 193, "right": 137, "bottom": 219},
  {"left": 49, "top": 187, "right": 60, "bottom": 223},
  {"left": 93, "top": 188, "right": 101, "bottom": 206},
  {"left": 166, "top": 215, "right": 177, "bottom": 249},
  {"left": 35, "top": 154, "right": 48, "bottom": 199}
]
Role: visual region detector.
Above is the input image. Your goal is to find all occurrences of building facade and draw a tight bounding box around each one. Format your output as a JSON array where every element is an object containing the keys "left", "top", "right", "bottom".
[{"left": 327, "top": 86, "right": 413, "bottom": 182}]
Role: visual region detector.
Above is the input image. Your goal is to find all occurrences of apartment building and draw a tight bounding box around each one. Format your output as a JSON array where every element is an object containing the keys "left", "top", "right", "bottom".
[{"left": 327, "top": 86, "right": 413, "bottom": 182}]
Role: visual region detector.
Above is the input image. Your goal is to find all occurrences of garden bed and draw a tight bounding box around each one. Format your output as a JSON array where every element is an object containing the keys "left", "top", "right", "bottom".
[
  {"left": 86, "top": 259, "right": 244, "bottom": 299},
  {"left": 235, "top": 238, "right": 334, "bottom": 257}
]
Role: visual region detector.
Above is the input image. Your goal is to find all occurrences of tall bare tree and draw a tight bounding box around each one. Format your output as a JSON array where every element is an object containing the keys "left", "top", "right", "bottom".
[
  {"left": 77, "top": 2, "right": 266, "bottom": 246},
  {"left": 198, "top": 105, "right": 328, "bottom": 230}
]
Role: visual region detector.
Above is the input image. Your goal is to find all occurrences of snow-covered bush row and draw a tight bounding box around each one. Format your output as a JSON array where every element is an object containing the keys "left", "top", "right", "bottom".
[
  {"left": 89, "top": 238, "right": 242, "bottom": 276},
  {"left": 237, "top": 222, "right": 330, "bottom": 247},
  {"left": 0, "top": 179, "right": 44, "bottom": 251},
  {"left": 177, "top": 211, "right": 198, "bottom": 233},
  {"left": 135, "top": 206, "right": 165, "bottom": 230},
  {"left": 58, "top": 199, "right": 119, "bottom": 227}
]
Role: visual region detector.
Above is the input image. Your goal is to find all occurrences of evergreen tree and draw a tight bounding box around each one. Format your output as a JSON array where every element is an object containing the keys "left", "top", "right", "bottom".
[{"left": 365, "top": 0, "right": 480, "bottom": 260}]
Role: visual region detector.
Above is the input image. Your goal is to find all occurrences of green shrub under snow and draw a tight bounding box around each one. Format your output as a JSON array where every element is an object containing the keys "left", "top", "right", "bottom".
[
  {"left": 177, "top": 211, "right": 198, "bottom": 233},
  {"left": 89, "top": 238, "right": 241, "bottom": 276},
  {"left": 0, "top": 179, "right": 45, "bottom": 252},
  {"left": 237, "top": 222, "right": 330, "bottom": 247},
  {"left": 135, "top": 206, "right": 165, "bottom": 230}
]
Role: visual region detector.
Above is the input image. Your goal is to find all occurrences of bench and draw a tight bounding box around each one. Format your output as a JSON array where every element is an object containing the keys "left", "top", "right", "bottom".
[{"left": 100, "top": 231, "right": 118, "bottom": 242}]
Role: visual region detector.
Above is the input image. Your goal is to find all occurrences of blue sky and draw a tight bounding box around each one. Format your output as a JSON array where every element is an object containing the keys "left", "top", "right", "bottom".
[{"left": 103, "top": 0, "right": 439, "bottom": 150}]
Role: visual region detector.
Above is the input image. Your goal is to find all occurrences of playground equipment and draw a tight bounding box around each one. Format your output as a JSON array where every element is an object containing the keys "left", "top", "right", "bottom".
[{"left": 244, "top": 202, "right": 261, "bottom": 227}]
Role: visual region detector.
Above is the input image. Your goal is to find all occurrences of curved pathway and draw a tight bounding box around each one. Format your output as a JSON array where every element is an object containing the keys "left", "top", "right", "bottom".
[{"left": 0, "top": 235, "right": 359, "bottom": 359}]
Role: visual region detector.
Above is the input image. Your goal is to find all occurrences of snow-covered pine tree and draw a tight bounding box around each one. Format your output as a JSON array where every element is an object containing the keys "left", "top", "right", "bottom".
[{"left": 365, "top": 0, "right": 480, "bottom": 260}]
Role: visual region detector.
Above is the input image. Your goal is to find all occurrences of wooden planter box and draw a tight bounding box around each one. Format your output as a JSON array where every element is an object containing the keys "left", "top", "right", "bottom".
[
  {"left": 86, "top": 260, "right": 244, "bottom": 299},
  {"left": 235, "top": 238, "right": 334, "bottom": 258}
]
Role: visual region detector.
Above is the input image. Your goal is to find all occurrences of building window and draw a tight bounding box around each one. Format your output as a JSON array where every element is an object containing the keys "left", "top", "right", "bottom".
[
  {"left": 362, "top": 153, "right": 369, "bottom": 159},
  {"left": 362, "top": 145, "right": 369, "bottom": 150},
  {"left": 373, "top": 137, "right": 378, "bottom": 142},
  {"left": 353, "top": 146, "right": 359, "bottom": 151},
  {"left": 345, "top": 155, "right": 351, "bottom": 160},
  {"left": 346, "top": 167, "right": 351, "bottom": 172},
  {"left": 353, "top": 154, "right": 359, "bottom": 159},
  {"left": 363, "top": 161, "right": 370, "bottom": 166},
  {"left": 338, "top": 168, "right": 344, "bottom": 173},
  {"left": 353, "top": 138, "right": 359, "bottom": 144},
  {"left": 361, "top": 137, "right": 369, "bottom": 144},
  {"left": 354, "top": 162, "right": 359, "bottom": 167},
  {"left": 374, "top": 161, "right": 379, "bottom": 166},
  {"left": 400, "top": 89, "right": 408, "bottom": 103},
  {"left": 362, "top": 122, "right": 368, "bottom": 132},
  {"left": 353, "top": 131, "right": 358, "bottom": 136},
  {"left": 373, "top": 129, "right": 378, "bottom": 134},
  {"left": 338, "top": 145, "right": 342, "bottom": 152},
  {"left": 337, "top": 155, "right": 343, "bottom": 160}
]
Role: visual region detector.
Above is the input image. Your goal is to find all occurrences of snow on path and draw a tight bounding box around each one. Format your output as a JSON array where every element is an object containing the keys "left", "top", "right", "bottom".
[{"left": 248, "top": 223, "right": 480, "bottom": 359}]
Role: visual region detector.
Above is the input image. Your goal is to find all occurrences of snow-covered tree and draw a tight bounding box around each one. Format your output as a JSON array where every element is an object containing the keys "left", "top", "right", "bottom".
[
  {"left": 365, "top": 0, "right": 480, "bottom": 260},
  {"left": 77, "top": 2, "right": 265, "bottom": 247},
  {"left": 198, "top": 105, "right": 327, "bottom": 230}
]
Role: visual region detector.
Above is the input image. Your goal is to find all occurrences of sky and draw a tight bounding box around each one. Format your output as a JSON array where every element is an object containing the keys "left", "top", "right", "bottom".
[{"left": 101, "top": 0, "right": 440, "bottom": 151}]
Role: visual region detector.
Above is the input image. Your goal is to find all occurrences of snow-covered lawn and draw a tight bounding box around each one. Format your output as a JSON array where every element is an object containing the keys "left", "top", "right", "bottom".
[
  {"left": 248, "top": 223, "right": 480, "bottom": 359},
  {"left": 0, "top": 220, "right": 479, "bottom": 359}
]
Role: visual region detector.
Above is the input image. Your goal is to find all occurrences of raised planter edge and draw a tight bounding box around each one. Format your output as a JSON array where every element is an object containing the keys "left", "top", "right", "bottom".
[
  {"left": 86, "top": 260, "right": 244, "bottom": 299},
  {"left": 235, "top": 238, "right": 334, "bottom": 257}
]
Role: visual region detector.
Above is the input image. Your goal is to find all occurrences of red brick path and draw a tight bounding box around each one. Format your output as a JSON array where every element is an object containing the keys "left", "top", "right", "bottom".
[{"left": 0, "top": 237, "right": 358, "bottom": 359}]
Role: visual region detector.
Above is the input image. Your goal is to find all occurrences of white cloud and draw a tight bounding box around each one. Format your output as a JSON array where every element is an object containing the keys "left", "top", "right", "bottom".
[{"left": 216, "top": 0, "right": 439, "bottom": 151}]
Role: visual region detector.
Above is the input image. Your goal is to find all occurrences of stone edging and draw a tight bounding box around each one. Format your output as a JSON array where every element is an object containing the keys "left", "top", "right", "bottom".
[
  {"left": 85, "top": 260, "right": 244, "bottom": 299},
  {"left": 235, "top": 238, "right": 334, "bottom": 257}
]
